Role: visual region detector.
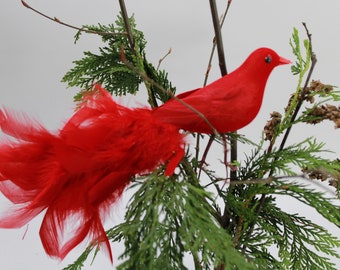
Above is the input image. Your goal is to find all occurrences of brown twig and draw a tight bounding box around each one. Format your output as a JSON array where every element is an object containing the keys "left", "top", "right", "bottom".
[
  {"left": 118, "top": 0, "right": 161, "bottom": 109},
  {"left": 118, "top": 0, "right": 135, "bottom": 51},
  {"left": 208, "top": 3, "right": 234, "bottom": 269},
  {"left": 209, "top": 0, "right": 238, "bottom": 184},
  {"left": 221, "top": 134, "right": 229, "bottom": 180},
  {"left": 197, "top": 136, "right": 215, "bottom": 179},
  {"left": 209, "top": 0, "right": 228, "bottom": 76},
  {"left": 21, "top": 0, "right": 123, "bottom": 37},
  {"left": 157, "top": 48, "right": 172, "bottom": 70},
  {"left": 204, "top": 174, "right": 308, "bottom": 188},
  {"left": 198, "top": 1, "right": 232, "bottom": 180},
  {"left": 203, "top": 0, "right": 232, "bottom": 86}
]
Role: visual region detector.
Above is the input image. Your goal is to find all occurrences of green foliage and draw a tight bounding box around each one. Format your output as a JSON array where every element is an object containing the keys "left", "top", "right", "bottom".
[
  {"left": 279, "top": 27, "right": 312, "bottom": 135},
  {"left": 239, "top": 137, "right": 336, "bottom": 177},
  {"left": 275, "top": 182, "right": 340, "bottom": 227},
  {"left": 289, "top": 27, "right": 310, "bottom": 76},
  {"left": 107, "top": 172, "right": 254, "bottom": 270},
  {"left": 143, "top": 59, "right": 177, "bottom": 105},
  {"left": 258, "top": 191, "right": 340, "bottom": 270},
  {"left": 63, "top": 246, "right": 97, "bottom": 270},
  {"left": 62, "top": 14, "right": 176, "bottom": 105},
  {"left": 224, "top": 26, "right": 340, "bottom": 270},
  {"left": 63, "top": 13, "right": 340, "bottom": 270},
  {"left": 62, "top": 17, "right": 143, "bottom": 99}
]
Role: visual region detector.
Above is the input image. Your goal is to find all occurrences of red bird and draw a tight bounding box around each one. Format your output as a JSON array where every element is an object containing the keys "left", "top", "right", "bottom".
[
  {"left": 154, "top": 48, "right": 291, "bottom": 133},
  {"left": 0, "top": 48, "right": 289, "bottom": 262}
]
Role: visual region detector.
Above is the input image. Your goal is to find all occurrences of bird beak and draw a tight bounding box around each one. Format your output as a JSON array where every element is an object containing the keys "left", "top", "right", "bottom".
[{"left": 278, "top": 56, "right": 291, "bottom": 65}]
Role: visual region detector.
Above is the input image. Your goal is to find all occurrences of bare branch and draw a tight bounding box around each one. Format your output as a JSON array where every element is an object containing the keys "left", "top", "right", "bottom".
[
  {"left": 157, "top": 48, "right": 172, "bottom": 70},
  {"left": 204, "top": 0, "right": 232, "bottom": 86},
  {"left": 209, "top": 0, "right": 228, "bottom": 76},
  {"left": 118, "top": 0, "right": 135, "bottom": 52},
  {"left": 21, "top": 0, "right": 123, "bottom": 36}
]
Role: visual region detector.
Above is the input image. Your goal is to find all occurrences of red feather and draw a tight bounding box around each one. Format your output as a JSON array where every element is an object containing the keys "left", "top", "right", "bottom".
[
  {"left": 0, "top": 48, "right": 289, "bottom": 262},
  {"left": 0, "top": 85, "right": 185, "bottom": 261}
]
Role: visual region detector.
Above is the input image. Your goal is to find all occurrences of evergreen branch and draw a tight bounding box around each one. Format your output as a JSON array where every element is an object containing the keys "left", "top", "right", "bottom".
[
  {"left": 240, "top": 137, "right": 336, "bottom": 179},
  {"left": 256, "top": 197, "right": 340, "bottom": 270},
  {"left": 62, "top": 246, "right": 95, "bottom": 270},
  {"left": 58, "top": 7, "right": 340, "bottom": 269},
  {"left": 141, "top": 58, "right": 175, "bottom": 106},
  {"left": 62, "top": 15, "right": 146, "bottom": 99},
  {"left": 279, "top": 23, "right": 317, "bottom": 150},
  {"left": 228, "top": 175, "right": 299, "bottom": 186},
  {"left": 272, "top": 138, "right": 333, "bottom": 174},
  {"left": 62, "top": 49, "right": 141, "bottom": 98},
  {"left": 212, "top": 179, "right": 340, "bottom": 270},
  {"left": 302, "top": 159, "right": 340, "bottom": 196},
  {"left": 242, "top": 25, "right": 318, "bottom": 255},
  {"left": 275, "top": 181, "right": 340, "bottom": 227},
  {"left": 232, "top": 135, "right": 340, "bottom": 262},
  {"left": 108, "top": 172, "right": 254, "bottom": 270}
]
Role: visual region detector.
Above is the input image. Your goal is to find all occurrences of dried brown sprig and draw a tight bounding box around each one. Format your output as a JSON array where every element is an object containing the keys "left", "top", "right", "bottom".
[
  {"left": 302, "top": 161, "right": 340, "bottom": 190},
  {"left": 304, "top": 80, "right": 334, "bottom": 103},
  {"left": 264, "top": 111, "right": 282, "bottom": 141},
  {"left": 304, "top": 104, "right": 340, "bottom": 128},
  {"left": 285, "top": 80, "right": 334, "bottom": 111}
]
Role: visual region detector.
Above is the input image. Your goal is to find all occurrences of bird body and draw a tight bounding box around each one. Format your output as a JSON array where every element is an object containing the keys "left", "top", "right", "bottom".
[
  {"left": 153, "top": 48, "right": 290, "bottom": 133},
  {"left": 0, "top": 48, "right": 289, "bottom": 261}
]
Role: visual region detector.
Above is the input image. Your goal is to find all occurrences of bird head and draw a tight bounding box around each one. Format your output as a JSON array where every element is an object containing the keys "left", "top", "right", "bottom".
[{"left": 243, "top": 47, "right": 291, "bottom": 76}]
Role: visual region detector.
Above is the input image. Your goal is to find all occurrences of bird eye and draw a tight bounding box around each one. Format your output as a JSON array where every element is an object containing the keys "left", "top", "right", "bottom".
[{"left": 264, "top": 55, "right": 272, "bottom": 63}]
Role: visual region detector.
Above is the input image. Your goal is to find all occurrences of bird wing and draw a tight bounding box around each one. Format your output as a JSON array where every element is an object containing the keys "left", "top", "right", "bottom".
[
  {"left": 153, "top": 80, "right": 240, "bottom": 133},
  {"left": 153, "top": 87, "right": 211, "bottom": 131}
]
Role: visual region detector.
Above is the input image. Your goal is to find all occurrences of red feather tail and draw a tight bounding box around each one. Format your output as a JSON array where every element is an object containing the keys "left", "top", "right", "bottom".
[{"left": 0, "top": 84, "right": 185, "bottom": 261}]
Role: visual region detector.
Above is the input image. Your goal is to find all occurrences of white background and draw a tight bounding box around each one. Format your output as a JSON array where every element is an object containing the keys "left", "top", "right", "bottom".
[{"left": 0, "top": 1, "right": 339, "bottom": 269}]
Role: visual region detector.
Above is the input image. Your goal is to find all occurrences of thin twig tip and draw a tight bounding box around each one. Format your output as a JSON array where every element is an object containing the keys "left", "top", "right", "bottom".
[
  {"left": 21, "top": 0, "right": 29, "bottom": 8},
  {"left": 120, "top": 46, "right": 127, "bottom": 63}
]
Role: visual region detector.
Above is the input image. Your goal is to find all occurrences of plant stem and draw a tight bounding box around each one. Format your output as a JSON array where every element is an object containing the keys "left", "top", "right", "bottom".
[
  {"left": 209, "top": 0, "right": 228, "bottom": 76},
  {"left": 21, "top": 0, "right": 122, "bottom": 36},
  {"left": 118, "top": 0, "right": 135, "bottom": 51},
  {"left": 239, "top": 23, "right": 317, "bottom": 253},
  {"left": 209, "top": 2, "right": 236, "bottom": 269},
  {"left": 198, "top": 1, "right": 232, "bottom": 181},
  {"left": 279, "top": 23, "right": 317, "bottom": 150}
]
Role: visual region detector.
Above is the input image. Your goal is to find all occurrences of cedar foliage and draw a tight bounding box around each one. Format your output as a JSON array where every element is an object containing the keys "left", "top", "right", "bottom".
[{"left": 62, "top": 2, "right": 340, "bottom": 270}]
